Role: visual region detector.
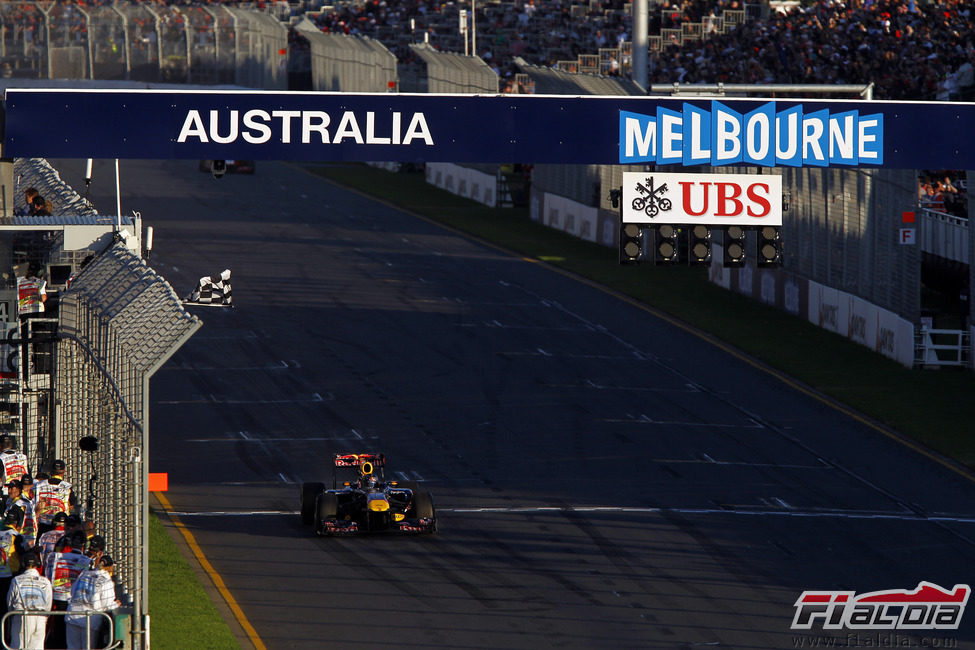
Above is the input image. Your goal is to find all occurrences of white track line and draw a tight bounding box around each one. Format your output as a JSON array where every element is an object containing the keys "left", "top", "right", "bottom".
[{"left": 163, "top": 505, "right": 975, "bottom": 524}]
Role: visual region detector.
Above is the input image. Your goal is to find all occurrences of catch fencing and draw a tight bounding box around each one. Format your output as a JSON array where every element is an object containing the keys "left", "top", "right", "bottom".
[
  {"left": 779, "top": 166, "right": 921, "bottom": 323},
  {"left": 401, "top": 43, "right": 497, "bottom": 94},
  {"left": 57, "top": 240, "right": 202, "bottom": 644},
  {"left": 227, "top": 7, "right": 289, "bottom": 90},
  {"left": 13, "top": 158, "right": 98, "bottom": 218},
  {"left": 0, "top": 2, "right": 286, "bottom": 89},
  {"left": 295, "top": 19, "right": 397, "bottom": 92},
  {"left": 0, "top": 160, "right": 104, "bottom": 491}
]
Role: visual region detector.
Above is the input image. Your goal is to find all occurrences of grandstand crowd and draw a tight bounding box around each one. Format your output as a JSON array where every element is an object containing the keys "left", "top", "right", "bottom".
[
  {"left": 920, "top": 170, "right": 969, "bottom": 218},
  {"left": 2, "top": 0, "right": 971, "bottom": 100},
  {"left": 295, "top": 0, "right": 974, "bottom": 100}
]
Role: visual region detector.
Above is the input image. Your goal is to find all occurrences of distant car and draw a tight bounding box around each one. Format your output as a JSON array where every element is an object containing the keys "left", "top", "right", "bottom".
[
  {"left": 300, "top": 453, "right": 437, "bottom": 535},
  {"left": 198, "top": 159, "right": 255, "bottom": 174}
]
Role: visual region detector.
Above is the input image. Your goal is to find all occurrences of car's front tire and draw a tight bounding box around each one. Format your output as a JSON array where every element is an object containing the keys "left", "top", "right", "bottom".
[
  {"left": 300, "top": 482, "right": 324, "bottom": 525},
  {"left": 413, "top": 491, "right": 436, "bottom": 532}
]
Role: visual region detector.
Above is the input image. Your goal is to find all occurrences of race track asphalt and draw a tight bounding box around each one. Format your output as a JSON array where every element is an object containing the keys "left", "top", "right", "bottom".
[{"left": 56, "top": 159, "right": 975, "bottom": 650}]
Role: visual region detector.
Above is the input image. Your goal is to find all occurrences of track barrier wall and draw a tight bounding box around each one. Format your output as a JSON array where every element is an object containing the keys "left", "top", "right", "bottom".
[
  {"left": 706, "top": 244, "right": 916, "bottom": 367},
  {"left": 425, "top": 163, "right": 497, "bottom": 208},
  {"left": 533, "top": 191, "right": 599, "bottom": 244}
]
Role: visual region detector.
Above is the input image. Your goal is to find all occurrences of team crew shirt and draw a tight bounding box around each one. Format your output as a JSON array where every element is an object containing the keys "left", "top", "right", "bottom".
[
  {"left": 66, "top": 566, "right": 117, "bottom": 648},
  {"left": 66, "top": 567, "right": 116, "bottom": 623},
  {"left": 6, "top": 497, "right": 36, "bottom": 545},
  {"left": 16, "top": 276, "right": 45, "bottom": 314},
  {"left": 35, "top": 526, "right": 66, "bottom": 563},
  {"left": 0, "top": 527, "right": 21, "bottom": 579},
  {"left": 7, "top": 567, "right": 51, "bottom": 609},
  {"left": 43, "top": 549, "right": 90, "bottom": 603},
  {"left": 33, "top": 479, "right": 72, "bottom": 527},
  {"left": 7, "top": 567, "right": 53, "bottom": 650},
  {"left": 0, "top": 450, "right": 28, "bottom": 484}
]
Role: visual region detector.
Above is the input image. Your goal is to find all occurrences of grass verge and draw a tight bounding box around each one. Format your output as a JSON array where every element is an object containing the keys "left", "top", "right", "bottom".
[
  {"left": 149, "top": 511, "right": 239, "bottom": 648},
  {"left": 306, "top": 163, "right": 975, "bottom": 469}
]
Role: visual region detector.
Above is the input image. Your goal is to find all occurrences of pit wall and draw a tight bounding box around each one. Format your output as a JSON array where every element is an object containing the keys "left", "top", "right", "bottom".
[
  {"left": 707, "top": 245, "right": 915, "bottom": 367},
  {"left": 425, "top": 163, "right": 498, "bottom": 208}
]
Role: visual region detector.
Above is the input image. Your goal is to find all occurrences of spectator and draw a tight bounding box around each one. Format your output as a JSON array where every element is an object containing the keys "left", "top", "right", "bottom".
[
  {"left": 6, "top": 550, "right": 51, "bottom": 650},
  {"left": 956, "top": 55, "right": 975, "bottom": 99},
  {"left": 66, "top": 554, "right": 119, "bottom": 650},
  {"left": 28, "top": 195, "right": 49, "bottom": 217},
  {"left": 939, "top": 175, "right": 961, "bottom": 214},
  {"left": 289, "top": 0, "right": 974, "bottom": 100},
  {"left": 923, "top": 182, "right": 946, "bottom": 211},
  {"left": 648, "top": 0, "right": 975, "bottom": 101},
  {"left": 15, "top": 188, "right": 38, "bottom": 218}
]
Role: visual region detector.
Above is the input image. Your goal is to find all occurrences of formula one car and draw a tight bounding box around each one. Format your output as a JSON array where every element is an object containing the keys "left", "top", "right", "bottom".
[
  {"left": 197, "top": 159, "right": 255, "bottom": 174},
  {"left": 300, "top": 453, "right": 437, "bottom": 535}
]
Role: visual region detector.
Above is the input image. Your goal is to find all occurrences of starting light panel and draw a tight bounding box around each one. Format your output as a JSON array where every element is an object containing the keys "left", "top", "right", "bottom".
[
  {"left": 654, "top": 225, "right": 679, "bottom": 264},
  {"left": 619, "top": 222, "right": 644, "bottom": 264},
  {"left": 689, "top": 225, "right": 712, "bottom": 265},
  {"left": 757, "top": 225, "right": 783, "bottom": 266},
  {"left": 724, "top": 225, "right": 747, "bottom": 267}
]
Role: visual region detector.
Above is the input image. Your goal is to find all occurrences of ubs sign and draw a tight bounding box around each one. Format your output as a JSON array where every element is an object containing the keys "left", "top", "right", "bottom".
[{"left": 621, "top": 172, "right": 782, "bottom": 226}]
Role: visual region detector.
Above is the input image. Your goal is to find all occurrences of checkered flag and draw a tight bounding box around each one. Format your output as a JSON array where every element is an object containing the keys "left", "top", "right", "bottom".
[{"left": 186, "top": 269, "right": 232, "bottom": 306}]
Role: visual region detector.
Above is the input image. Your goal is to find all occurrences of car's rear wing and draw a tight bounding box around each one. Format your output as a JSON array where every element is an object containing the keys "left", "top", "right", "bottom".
[
  {"left": 332, "top": 453, "right": 385, "bottom": 489},
  {"left": 333, "top": 453, "right": 385, "bottom": 469}
]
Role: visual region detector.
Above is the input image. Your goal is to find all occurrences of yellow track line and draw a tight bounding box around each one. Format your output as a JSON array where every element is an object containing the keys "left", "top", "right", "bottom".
[{"left": 155, "top": 492, "right": 267, "bottom": 650}]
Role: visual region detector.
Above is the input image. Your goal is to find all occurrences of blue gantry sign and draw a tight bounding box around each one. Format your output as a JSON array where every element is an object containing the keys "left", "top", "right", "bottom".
[{"left": 2, "top": 89, "right": 971, "bottom": 169}]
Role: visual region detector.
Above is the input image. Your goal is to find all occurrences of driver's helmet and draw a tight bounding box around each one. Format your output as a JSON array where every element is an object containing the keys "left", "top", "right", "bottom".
[{"left": 362, "top": 475, "right": 379, "bottom": 490}]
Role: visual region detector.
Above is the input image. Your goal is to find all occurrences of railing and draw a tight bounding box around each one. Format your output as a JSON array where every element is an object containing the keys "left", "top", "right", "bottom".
[
  {"left": 559, "top": 4, "right": 755, "bottom": 79},
  {"left": 918, "top": 207, "right": 968, "bottom": 264},
  {"left": 2, "top": 609, "right": 123, "bottom": 650},
  {"left": 914, "top": 328, "right": 971, "bottom": 368}
]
